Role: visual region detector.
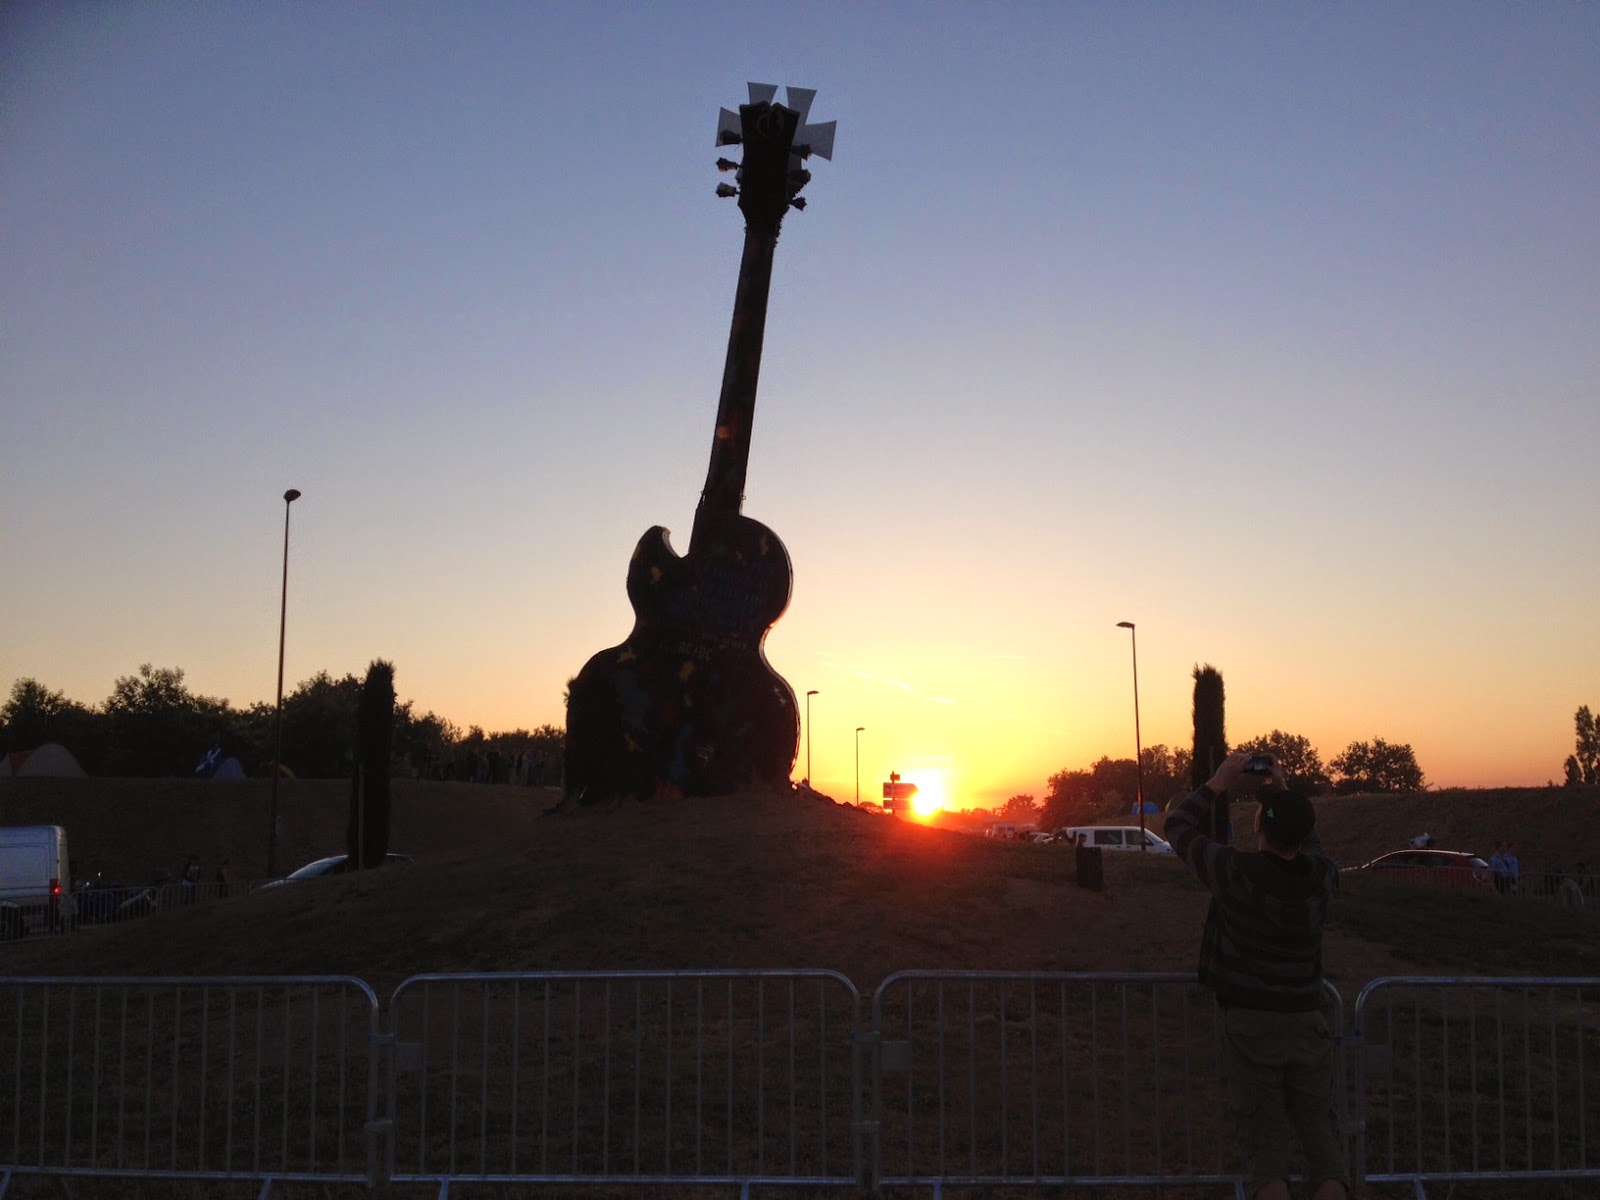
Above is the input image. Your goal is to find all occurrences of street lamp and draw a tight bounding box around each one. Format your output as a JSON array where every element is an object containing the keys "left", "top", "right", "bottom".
[
  {"left": 1116, "top": 621, "right": 1147, "bottom": 852},
  {"left": 805, "top": 690, "right": 819, "bottom": 785},
  {"left": 855, "top": 726, "right": 865, "bottom": 805},
  {"left": 268, "top": 488, "right": 301, "bottom": 876}
]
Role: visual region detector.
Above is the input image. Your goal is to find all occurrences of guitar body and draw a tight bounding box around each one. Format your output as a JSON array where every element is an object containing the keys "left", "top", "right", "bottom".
[
  {"left": 563, "top": 85, "right": 833, "bottom": 805},
  {"left": 565, "top": 512, "right": 798, "bottom": 801}
]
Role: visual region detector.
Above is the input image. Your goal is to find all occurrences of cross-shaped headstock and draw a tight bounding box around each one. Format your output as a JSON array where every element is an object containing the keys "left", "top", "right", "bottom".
[{"left": 713, "top": 83, "right": 836, "bottom": 234}]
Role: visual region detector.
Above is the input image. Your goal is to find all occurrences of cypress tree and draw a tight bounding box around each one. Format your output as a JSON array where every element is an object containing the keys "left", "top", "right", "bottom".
[
  {"left": 347, "top": 659, "right": 395, "bottom": 869},
  {"left": 1190, "top": 664, "right": 1230, "bottom": 842}
]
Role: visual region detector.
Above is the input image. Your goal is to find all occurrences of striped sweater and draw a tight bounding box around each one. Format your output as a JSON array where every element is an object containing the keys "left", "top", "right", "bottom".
[{"left": 1163, "top": 785, "right": 1339, "bottom": 1012}]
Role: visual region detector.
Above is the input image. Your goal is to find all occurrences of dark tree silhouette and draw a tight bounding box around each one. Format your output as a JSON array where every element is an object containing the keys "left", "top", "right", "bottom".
[
  {"left": 999, "top": 793, "right": 1039, "bottom": 823},
  {"left": 1565, "top": 705, "right": 1599, "bottom": 786},
  {"left": 347, "top": 660, "right": 395, "bottom": 868},
  {"left": 1234, "top": 730, "right": 1331, "bottom": 794},
  {"left": 1330, "top": 737, "right": 1425, "bottom": 794},
  {"left": 1040, "top": 747, "right": 1192, "bottom": 830},
  {"left": 0, "top": 679, "right": 98, "bottom": 768},
  {"left": 1191, "top": 665, "right": 1229, "bottom": 841},
  {"left": 2, "top": 663, "right": 553, "bottom": 782}
]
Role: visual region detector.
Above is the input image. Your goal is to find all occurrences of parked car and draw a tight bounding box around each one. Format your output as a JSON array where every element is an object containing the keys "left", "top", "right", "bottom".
[
  {"left": 1, "top": 825, "right": 75, "bottom": 939},
  {"left": 255, "top": 853, "right": 413, "bottom": 891},
  {"left": 1355, "top": 849, "right": 1494, "bottom": 892},
  {"left": 1053, "top": 826, "right": 1175, "bottom": 854}
]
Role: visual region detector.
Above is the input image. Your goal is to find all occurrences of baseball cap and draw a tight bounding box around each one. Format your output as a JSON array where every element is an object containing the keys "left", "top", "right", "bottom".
[{"left": 1258, "top": 788, "right": 1315, "bottom": 847}]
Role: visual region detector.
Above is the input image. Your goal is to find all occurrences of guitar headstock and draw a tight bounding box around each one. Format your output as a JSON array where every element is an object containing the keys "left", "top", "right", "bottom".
[{"left": 714, "top": 83, "right": 835, "bottom": 235}]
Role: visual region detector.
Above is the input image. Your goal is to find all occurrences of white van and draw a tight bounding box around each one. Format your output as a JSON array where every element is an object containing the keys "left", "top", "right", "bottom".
[
  {"left": 1056, "top": 825, "right": 1175, "bottom": 854},
  {"left": 0, "top": 825, "right": 74, "bottom": 938}
]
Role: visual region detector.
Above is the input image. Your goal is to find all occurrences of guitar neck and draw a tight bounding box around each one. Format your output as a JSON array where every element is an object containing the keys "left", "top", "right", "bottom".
[{"left": 696, "top": 223, "right": 779, "bottom": 531}]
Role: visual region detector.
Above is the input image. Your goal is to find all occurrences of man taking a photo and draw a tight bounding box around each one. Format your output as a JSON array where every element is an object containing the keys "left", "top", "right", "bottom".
[{"left": 1165, "top": 751, "right": 1347, "bottom": 1200}]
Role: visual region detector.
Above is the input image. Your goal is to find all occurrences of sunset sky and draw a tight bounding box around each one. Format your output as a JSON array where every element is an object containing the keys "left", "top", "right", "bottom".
[{"left": 4, "top": 4, "right": 1596, "bottom": 808}]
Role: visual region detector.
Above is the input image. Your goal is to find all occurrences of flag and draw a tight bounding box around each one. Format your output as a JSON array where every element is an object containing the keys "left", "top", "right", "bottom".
[{"left": 194, "top": 743, "right": 223, "bottom": 777}]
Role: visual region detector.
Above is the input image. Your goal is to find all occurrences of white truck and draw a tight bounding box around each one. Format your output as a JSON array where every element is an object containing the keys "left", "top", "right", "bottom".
[{"left": 0, "top": 825, "right": 74, "bottom": 939}]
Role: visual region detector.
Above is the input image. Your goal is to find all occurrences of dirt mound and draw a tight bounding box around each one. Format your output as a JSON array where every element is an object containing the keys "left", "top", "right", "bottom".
[
  {"left": 3, "top": 779, "right": 1597, "bottom": 998},
  {"left": 1286, "top": 784, "right": 1600, "bottom": 871}
]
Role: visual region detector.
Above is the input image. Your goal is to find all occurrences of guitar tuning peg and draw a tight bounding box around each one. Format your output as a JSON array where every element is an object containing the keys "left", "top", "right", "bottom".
[
  {"left": 784, "top": 86, "right": 816, "bottom": 124},
  {"left": 716, "top": 183, "right": 739, "bottom": 199},
  {"left": 789, "top": 197, "right": 806, "bottom": 211},
  {"left": 715, "top": 158, "right": 739, "bottom": 172},
  {"left": 796, "top": 120, "right": 835, "bottom": 162}
]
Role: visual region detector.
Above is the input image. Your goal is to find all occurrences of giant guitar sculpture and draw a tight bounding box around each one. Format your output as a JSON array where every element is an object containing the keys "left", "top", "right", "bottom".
[{"left": 564, "top": 84, "right": 835, "bottom": 804}]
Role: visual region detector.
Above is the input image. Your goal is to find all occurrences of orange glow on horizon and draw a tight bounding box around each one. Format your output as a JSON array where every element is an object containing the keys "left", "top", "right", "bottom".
[{"left": 797, "top": 634, "right": 1578, "bottom": 808}]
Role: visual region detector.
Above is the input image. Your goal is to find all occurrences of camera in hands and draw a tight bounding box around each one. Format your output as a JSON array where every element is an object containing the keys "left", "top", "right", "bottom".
[{"left": 1242, "top": 755, "right": 1275, "bottom": 774}]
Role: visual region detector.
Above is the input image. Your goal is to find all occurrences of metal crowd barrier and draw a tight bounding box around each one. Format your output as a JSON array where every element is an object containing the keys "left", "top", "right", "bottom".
[
  {"left": 1353, "top": 865, "right": 1596, "bottom": 906},
  {"left": 1518, "top": 870, "right": 1596, "bottom": 907},
  {"left": 382, "top": 970, "right": 863, "bottom": 1195},
  {"left": 0, "top": 976, "right": 381, "bottom": 1194},
  {"left": 867, "top": 970, "right": 1346, "bottom": 1193},
  {"left": 0, "top": 882, "right": 240, "bottom": 943},
  {"left": 2, "top": 971, "right": 1598, "bottom": 1198},
  {"left": 1353, "top": 976, "right": 1600, "bottom": 1194}
]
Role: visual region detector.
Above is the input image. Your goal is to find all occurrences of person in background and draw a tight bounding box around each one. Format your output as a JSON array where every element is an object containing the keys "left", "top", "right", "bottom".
[
  {"left": 1489, "top": 841, "right": 1510, "bottom": 895},
  {"left": 1165, "top": 751, "right": 1346, "bottom": 1200},
  {"left": 1503, "top": 842, "right": 1521, "bottom": 895},
  {"left": 179, "top": 854, "right": 202, "bottom": 905}
]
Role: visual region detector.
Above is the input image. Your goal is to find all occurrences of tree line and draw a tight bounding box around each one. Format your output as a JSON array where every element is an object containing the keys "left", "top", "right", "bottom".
[
  {"left": 0, "top": 665, "right": 562, "bottom": 784},
  {"left": 992, "top": 730, "right": 1428, "bottom": 830},
  {"left": 7, "top": 668, "right": 1593, "bottom": 801}
]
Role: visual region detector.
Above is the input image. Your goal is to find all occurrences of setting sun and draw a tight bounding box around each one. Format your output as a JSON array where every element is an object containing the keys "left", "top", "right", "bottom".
[{"left": 907, "top": 771, "right": 949, "bottom": 819}]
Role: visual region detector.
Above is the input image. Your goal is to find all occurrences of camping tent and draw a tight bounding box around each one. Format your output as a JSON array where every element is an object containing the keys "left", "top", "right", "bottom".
[
  {"left": 212, "top": 757, "right": 247, "bottom": 780},
  {"left": 0, "top": 743, "right": 88, "bottom": 778}
]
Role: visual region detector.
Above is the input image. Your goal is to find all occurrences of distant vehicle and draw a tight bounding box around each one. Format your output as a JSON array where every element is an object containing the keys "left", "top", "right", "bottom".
[
  {"left": 1355, "top": 849, "right": 1493, "bottom": 892},
  {"left": 1054, "top": 826, "right": 1175, "bottom": 854},
  {"left": 0, "top": 825, "right": 74, "bottom": 939},
  {"left": 255, "top": 853, "right": 413, "bottom": 891}
]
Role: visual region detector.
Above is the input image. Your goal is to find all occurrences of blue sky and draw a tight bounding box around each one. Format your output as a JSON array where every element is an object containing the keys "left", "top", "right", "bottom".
[{"left": 3, "top": 3, "right": 1597, "bottom": 802}]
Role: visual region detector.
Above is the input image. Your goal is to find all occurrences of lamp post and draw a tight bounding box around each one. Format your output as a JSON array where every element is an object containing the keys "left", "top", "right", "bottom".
[
  {"left": 1116, "top": 621, "right": 1146, "bottom": 852},
  {"left": 855, "top": 726, "right": 865, "bottom": 805},
  {"left": 268, "top": 488, "right": 301, "bottom": 877},
  {"left": 804, "top": 690, "right": 819, "bottom": 785}
]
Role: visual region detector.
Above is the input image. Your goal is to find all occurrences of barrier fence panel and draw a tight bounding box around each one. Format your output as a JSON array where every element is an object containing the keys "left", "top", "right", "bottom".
[
  {"left": 868, "top": 971, "right": 1347, "bottom": 1193},
  {"left": 73, "top": 880, "right": 238, "bottom": 928},
  {"left": 1354, "top": 976, "right": 1600, "bottom": 1191},
  {"left": 0, "top": 882, "right": 246, "bottom": 944},
  {"left": 872, "top": 971, "right": 1215, "bottom": 1190},
  {"left": 0, "top": 976, "right": 381, "bottom": 1191},
  {"left": 1511, "top": 869, "right": 1594, "bottom": 907},
  {"left": 383, "top": 970, "right": 863, "bottom": 1191}
]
